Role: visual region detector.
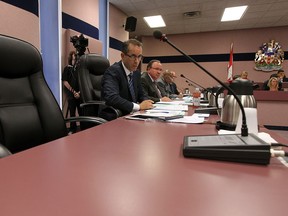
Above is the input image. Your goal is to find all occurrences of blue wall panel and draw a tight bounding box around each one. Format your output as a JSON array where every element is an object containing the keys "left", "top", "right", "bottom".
[{"left": 39, "top": 0, "right": 61, "bottom": 104}]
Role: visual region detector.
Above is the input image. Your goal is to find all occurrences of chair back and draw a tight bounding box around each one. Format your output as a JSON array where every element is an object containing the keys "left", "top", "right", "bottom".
[
  {"left": 0, "top": 34, "right": 68, "bottom": 153},
  {"left": 78, "top": 54, "right": 110, "bottom": 103}
]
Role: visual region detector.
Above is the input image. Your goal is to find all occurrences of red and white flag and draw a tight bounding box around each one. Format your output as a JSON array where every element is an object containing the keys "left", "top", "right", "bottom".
[{"left": 227, "top": 43, "right": 233, "bottom": 83}]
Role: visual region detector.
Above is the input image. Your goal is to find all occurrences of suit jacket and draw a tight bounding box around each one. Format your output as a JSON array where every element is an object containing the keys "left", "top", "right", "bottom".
[
  {"left": 157, "top": 78, "right": 180, "bottom": 98},
  {"left": 170, "top": 82, "right": 180, "bottom": 95},
  {"left": 141, "top": 72, "right": 165, "bottom": 102},
  {"left": 101, "top": 61, "right": 146, "bottom": 116}
]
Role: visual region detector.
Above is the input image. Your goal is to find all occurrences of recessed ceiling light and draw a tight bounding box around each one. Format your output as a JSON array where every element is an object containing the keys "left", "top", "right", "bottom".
[
  {"left": 221, "top": 5, "right": 248, "bottom": 22},
  {"left": 143, "top": 15, "right": 166, "bottom": 28}
]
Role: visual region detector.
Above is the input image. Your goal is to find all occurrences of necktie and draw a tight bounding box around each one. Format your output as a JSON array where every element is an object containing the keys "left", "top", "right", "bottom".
[
  {"left": 128, "top": 73, "right": 136, "bottom": 102},
  {"left": 153, "top": 82, "right": 162, "bottom": 98}
]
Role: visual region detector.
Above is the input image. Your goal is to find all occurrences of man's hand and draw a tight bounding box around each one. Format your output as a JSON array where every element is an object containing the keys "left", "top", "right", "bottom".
[
  {"left": 139, "top": 100, "right": 154, "bottom": 110},
  {"left": 161, "top": 96, "right": 172, "bottom": 102}
]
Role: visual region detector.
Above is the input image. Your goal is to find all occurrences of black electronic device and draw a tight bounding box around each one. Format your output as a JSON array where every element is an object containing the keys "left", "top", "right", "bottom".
[
  {"left": 125, "top": 16, "right": 137, "bottom": 32},
  {"left": 70, "top": 33, "right": 88, "bottom": 56},
  {"left": 194, "top": 107, "right": 219, "bottom": 115},
  {"left": 183, "top": 134, "right": 271, "bottom": 165},
  {"left": 153, "top": 30, "right": 271, "bottom": 165}
]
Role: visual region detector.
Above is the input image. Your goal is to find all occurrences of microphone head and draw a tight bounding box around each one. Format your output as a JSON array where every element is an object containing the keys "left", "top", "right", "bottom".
[
  {"left": 153, "top": 30, "right": 167, "bottom": 42},
  {"left": 180, "top": 74, "right": 185, "bottom": 78},
  {"left": 153, "top": 30, "right": 163, "bottom": 39}
]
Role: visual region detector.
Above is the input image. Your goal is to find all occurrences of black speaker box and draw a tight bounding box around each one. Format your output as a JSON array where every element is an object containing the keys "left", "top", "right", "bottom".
[{"left": 125, "top": 16, "right": 137, "bottom": 32}]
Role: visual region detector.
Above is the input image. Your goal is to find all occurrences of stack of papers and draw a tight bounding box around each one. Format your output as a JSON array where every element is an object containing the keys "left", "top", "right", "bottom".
[
  {"left": 125, "top": 100, "right": 210, "bottom": 123},
  {"left": 153, "top": 102, "right": 188, "bottom": 111},
  {"left": 126, "top": 112, "right": 208, "bottom": 124}
]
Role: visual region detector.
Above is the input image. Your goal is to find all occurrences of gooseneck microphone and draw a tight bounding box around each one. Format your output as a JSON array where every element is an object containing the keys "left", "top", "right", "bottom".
[
  {"left": 181, "top": 74, "right": 217, "bottom": 99},
  {"left": 185, "top": 80, "right": 197, "bottom": 88},
  {"left": 180, "top": 74, "right": 205, "bottom": 90},
  {"left": 153, "top": 30, "right": 247, "bottom": 137},
  {"left": 153, "top": 30, "right": 278, "bottom": 165}
]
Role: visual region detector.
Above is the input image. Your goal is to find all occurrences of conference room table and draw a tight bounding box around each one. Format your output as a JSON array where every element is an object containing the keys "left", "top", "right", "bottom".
[{"left": 0, "top": 107, "right": 287, "bottom": 216}]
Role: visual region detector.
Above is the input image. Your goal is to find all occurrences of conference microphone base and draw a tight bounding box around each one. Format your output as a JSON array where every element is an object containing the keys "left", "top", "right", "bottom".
[
  {"left": 215, "top": 121, "right": 236, "bottom": 131},
  {"left": 183, "top": 133, "right": 271, "bottom": 165},
  {"left": 194, "top": 107, "right": 219, "bottom": 115}
]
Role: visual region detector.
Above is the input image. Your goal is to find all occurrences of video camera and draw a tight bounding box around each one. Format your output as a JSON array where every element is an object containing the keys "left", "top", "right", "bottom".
[{"left": 70, "top": 34, "right": 88, "bottom": 56}]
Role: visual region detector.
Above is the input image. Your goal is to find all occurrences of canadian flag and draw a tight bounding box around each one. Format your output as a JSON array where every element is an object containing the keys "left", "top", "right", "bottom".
[{"left": 227, "top": 43, "right": 233, "bottom": 83}]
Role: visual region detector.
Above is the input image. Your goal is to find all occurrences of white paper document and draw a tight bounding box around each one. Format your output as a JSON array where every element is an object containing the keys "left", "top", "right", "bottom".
[
  {"left": 167, "top": 115, "right": 204, "bottom": 124},
  {"left": 152, "top": 103, "right": 188, "bottom": 111}
]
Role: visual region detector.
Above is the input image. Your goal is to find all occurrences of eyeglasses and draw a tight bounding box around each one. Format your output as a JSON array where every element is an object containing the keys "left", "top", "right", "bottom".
[
  {"left": 151, "top": 67, "right": 163, "bottom": 72},
  {"left": 125, "top": 53, "right": 143, "bottom": 61}
]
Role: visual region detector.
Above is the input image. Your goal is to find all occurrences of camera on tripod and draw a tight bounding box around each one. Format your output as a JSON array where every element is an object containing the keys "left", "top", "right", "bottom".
[{"left": 70, "top": 34, "right": 88, "bottom": 56}]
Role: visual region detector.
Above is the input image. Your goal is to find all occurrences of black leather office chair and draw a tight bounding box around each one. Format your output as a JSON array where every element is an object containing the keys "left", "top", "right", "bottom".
[
  {"left": 77, "top": 54, "right": 122, "bottom": 123},
  {"left": 0, "top": 34, "right": 107, "bottom": 155}
]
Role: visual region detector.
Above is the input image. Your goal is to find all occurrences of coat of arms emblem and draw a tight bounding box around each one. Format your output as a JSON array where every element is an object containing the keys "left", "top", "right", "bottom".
[{"left": 254, "top": 39, "right": 284, "bottom": 72}]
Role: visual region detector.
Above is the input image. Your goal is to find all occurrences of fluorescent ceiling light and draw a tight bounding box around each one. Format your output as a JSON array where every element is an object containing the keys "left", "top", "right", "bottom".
[
  {"left": 143, "top": 15, "right": 166, "bottom": 28},
  {"left": 221, "top": 5, "right": 248, "bottom": 22}
]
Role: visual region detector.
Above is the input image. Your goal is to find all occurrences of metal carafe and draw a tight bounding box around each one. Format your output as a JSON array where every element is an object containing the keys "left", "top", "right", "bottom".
[
  {"left": 209, "top": 86, "right": 223, "bottom": 107},
  {"left": 203, "top": 86, "right": 223, "bottom": 106},
  {"left": 217, "top": 79, "right": 257, "bottom": 130}
]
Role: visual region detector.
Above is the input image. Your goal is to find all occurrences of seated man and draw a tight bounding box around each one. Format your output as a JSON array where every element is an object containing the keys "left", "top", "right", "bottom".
[
  {"left": 157, "top": 70, "right": 181, "bottom": 99},
  {"left": 273, "top": 69, "right": 288, "bottom": 82},
  {"left": 101, "top": 39, "right": 154, "bottom": 120},
  {"left": 170, "top": 71, "right": 182, "bottom": 96},
  {"left": 236, "top": 71, "right": 249, "bottom": 80},
  {"left": 141, "top": 60, "right": 172, "bottom": 103}
]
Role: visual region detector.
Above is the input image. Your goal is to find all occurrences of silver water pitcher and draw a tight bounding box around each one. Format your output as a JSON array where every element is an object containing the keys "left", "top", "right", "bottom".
[
  {"left": 217, "top": 79, "right": 257, "bottom": 130},
  {"left": 203, "top": 86, "right": 223, "bottom": 107}
]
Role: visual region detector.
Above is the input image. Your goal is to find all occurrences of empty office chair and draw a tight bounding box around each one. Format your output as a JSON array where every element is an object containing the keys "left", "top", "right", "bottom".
[
  {"left": 77, "top": 54, "right": 122, "bottom": 124},
  {"left": 0, "top": 34, "right": 107, "bottom": 154}
]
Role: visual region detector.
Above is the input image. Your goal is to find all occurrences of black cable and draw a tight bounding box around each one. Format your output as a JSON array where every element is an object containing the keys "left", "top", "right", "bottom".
[{"left": 271, "top": 143, "right": 288, "bottom": 148}]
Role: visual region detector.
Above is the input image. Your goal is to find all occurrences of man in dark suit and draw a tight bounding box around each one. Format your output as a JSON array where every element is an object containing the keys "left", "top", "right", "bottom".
[
  {"left": 170, "top": 71, "right": 181, "bottom": 95},
  {"left": 157, "top": 70, "right": 182, "bottom": 99},
  {"left": 141, "top": 59, "right": 172, "bottom": 103},
  {"left": 101, "top": 39, "right": 154, "bottom": 120}
]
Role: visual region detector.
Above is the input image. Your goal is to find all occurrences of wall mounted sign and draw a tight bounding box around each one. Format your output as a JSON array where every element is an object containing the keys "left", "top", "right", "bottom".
[{"left": 254, "top": 39, "right": 284, "bottom": 72}]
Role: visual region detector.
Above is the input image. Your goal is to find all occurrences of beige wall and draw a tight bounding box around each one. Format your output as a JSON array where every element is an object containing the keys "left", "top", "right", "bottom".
[
  {"left": 108, "top": 4, "right": 129, "bottom": 64},
  {"left": 0, "top": 1, "right": 39, "bottom": 48},
  {"left": 62, "top": 0, "right": 99, "bottom": 27}
]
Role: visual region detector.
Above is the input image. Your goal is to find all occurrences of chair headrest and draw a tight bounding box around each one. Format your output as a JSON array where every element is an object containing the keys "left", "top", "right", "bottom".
[
  {"left": 0, "top": 34, "right": 42, "bottom": 79},
  {"left": 79, "top": 54, "right": 110, "bottom": 76}
]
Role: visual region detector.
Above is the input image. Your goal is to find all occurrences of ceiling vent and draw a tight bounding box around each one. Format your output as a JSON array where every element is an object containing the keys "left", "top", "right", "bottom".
[{"left": 183, "top": 11, "right": 201, "bottom": 18}]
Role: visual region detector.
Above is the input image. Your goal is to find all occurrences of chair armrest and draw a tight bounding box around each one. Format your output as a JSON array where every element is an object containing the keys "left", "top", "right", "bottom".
[
  {"left": 65, "top": 116, "right": 107, "bottom": 125},
  {"left": 0, "top": 143, "right": 12, "bottom": 158},
  {"left": 80, "top": 101, "right": 106, "bottom": 108},
  {"left": 80, "top": 101, "right": 122, "bottom": 118}
]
